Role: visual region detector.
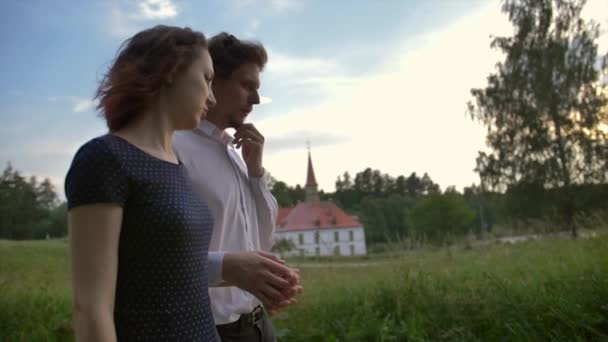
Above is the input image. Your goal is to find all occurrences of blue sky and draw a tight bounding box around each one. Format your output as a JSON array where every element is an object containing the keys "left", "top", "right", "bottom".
[{"left": 1, "top": 0, "right": 607, "bottom": 198}]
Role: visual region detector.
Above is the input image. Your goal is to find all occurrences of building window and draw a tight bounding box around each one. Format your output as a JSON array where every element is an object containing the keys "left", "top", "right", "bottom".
[
  {"left": 350, "top": 245, "right": 355, "bottom": 255},
  {"left": 334, "top": 231, "right": 339, "bottom": 242},
  {"left": 315, "top": 231, "right": 320, "bottom": 244},
  {"left": 349, "top": 230, "right": 354, "bottom": 241},
  {"left": 298, "top": 234, "right": 304, "bottom": 245},
  {"left": 334, "top": 245, "right": 340, "bottom": 256}
]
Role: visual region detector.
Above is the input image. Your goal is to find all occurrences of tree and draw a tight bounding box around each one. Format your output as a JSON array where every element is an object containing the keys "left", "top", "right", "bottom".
[
  {"left": 463, "top": 184, "right": 502, "bottom": 235},
  {"left": 395, "top": 175, "right": 407, "bottom": 196},
  {"left": 411, "top": 194, "right": 476, "bottom": 245},
  {"left": 271, "top": 238, "right": 296, "bottom": 255},
  {"left": 360, "top": 197, "right": 389, "bottom": 243},
  {"left": 270, "top": 180, "right": 305, "bottom": 207},
  {"left": 468, "top": 0, "right": 608, "bottom": 237},
  {"left": 444, "top": 186, "right": 460, "bottom": 195},
  {"left": 405, "top": 172, "right": 423, "bottom": 197},
  {"left": 271, "top": 180, "right": 294, "bottom": 207},
  {"left": 37, "top": 178, "right": 59, "bottom": 211},
  {"left": 342, "top": 171, "right": 353, "bottom": 190},
  {"left": 420, "top": 173, "right": 441, "bottom": 195},
  {"left": 358, "top": 194, "right": 414, "bottom": 244},
  {"left": 0, "top": 163, "right": 66, "bottom": 239},
  {"left": 335, "top": 171, "right": 354, "bottom": 192},
  {"left": 354, "top": 168, "right": 374, "bottom": 194}
]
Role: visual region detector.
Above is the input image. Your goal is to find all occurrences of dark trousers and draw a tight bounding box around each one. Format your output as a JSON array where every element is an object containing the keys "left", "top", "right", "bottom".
[{"left": 216, "top": 307, "right": 276, "bottom": 342}]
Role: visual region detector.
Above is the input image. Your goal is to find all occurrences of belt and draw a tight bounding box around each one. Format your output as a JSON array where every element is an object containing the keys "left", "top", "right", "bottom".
[
  {"left": 219, "top": 305, "right": 265, "bottom": 330},
  {"left": 240, "top": 305, "right": 265, "bottom": 327}
]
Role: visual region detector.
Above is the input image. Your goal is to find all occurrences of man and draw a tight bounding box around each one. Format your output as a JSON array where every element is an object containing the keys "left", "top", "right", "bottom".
[{"left": 174, "top": 32, "right": 298, "bottom": 341}]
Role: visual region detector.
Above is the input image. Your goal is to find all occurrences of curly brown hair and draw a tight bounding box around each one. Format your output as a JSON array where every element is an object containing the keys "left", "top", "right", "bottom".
[{"left": 95, "top": 25, "right": 208, "bottom": 131}]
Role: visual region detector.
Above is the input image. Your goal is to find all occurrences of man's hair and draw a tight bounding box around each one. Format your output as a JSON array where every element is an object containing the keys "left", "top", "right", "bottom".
[
  {"left": 95, "top": 25, "right": 208, "bottom": 131},
  {"left": 208, "top": 32, "right": 267, "bottom": 79}
]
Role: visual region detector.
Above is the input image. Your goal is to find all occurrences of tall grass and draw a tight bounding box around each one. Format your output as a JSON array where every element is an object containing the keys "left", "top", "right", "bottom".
[
  {"left": 1, "top": 233, "right": 607, "bottom": 341},
  {"left": 0, "top": 239, "right": 72, "bottom": 341},
  {"left": 274, "top": 234, "right": 608, "bottom": 341}
]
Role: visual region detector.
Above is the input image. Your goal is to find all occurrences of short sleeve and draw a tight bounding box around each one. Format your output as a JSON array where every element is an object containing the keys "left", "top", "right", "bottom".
[{"left": 65, "top": 138, "right": 129, "bottom": 209}]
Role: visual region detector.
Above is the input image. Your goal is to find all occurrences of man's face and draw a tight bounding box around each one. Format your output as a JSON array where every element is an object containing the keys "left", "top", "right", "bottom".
[{"left": 212, "top": 62, "right": 261, "bottom": 129}]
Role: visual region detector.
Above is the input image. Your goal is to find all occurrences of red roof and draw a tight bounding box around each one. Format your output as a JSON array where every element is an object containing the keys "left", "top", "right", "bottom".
[
  {"left": 277, "top": 207, "right": 292, "bottom": 225},
  {"left": 276, "top": 201, "right": 362, "bottom": 232}
]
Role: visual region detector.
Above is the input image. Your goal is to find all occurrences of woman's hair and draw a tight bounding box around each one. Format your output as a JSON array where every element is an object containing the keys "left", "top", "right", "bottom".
[
  {"left": 208, "top": 32, "right": 267, "bottom": 79},
  {"left": 95, "top": 25, "right": 208, "bottom": 131}
]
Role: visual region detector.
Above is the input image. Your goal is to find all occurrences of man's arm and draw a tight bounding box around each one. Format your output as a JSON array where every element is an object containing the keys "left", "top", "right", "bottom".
[
  {"left": 217, "top": 251, "right": 300, "bottom": 312},
  {"left": 249, "top": 170, "right": 278, "bottom": 251},
  {"left": 207, "top": 251, "right": 225, "bottom": 286},
  {"left": 233, "top": 124, "right": 278, "bottom": 251}
]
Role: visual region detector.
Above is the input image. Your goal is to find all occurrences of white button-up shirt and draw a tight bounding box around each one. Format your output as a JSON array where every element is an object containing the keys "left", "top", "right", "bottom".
[{"left": 173, "top": 120, "right": 278, "bottom": 325}]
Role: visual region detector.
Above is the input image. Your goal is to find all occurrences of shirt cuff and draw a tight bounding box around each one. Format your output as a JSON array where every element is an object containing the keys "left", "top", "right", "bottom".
[
  {"left": 249, "top": 169, "right": 270, "bottom": 190},
  {"left": 208, "top": 251, "right": 225, "bottom": 286}
]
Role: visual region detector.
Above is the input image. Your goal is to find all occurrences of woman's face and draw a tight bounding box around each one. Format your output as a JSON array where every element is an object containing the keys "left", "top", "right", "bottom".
[{"left": 165, "top": 47, "right": 216, "bottom": 130}]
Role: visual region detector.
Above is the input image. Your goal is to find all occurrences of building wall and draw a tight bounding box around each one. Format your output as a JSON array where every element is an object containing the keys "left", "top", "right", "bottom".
[{"left": 275, "top": 226, "right": 367, "bottom": 257}]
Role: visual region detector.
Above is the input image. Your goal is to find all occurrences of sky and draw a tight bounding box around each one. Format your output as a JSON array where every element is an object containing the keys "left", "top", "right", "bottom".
[{"left": 1, "top": 0, "right": 607, "bottom": 198}]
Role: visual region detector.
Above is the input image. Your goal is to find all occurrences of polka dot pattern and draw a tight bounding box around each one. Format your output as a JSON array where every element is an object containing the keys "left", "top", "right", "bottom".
[{"left": 65, "top": 134, "right": 219, "bottom": 341}]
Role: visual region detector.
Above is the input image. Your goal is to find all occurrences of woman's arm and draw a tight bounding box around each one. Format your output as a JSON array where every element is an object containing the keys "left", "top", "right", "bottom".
[{"left": 68, "top": 204, "right": 122, "bottom": 342}]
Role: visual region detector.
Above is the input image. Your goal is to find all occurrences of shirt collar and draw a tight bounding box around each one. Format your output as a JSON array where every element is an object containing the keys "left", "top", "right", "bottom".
[{"left": 197, "top": 120, "right": 235, "bottom": 146}]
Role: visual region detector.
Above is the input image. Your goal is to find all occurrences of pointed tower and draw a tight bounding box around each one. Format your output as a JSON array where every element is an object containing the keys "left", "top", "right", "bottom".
[{"left": 305, "top": 142, "right": 320, "bottom": 202}]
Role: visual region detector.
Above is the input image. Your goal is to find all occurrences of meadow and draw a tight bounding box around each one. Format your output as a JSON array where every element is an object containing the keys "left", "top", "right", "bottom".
[{"left": 1, "top": 232, "right": 607, "bottom": 341}]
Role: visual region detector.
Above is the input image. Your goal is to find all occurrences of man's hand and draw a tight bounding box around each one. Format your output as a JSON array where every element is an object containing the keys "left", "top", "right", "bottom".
[
  {"left": 234, "top": 124, "right": 264, "bottom": 177},
  {"left": 222, "top": 251, "right": 302, "bottom": 311},
  {"left": 267, "top": 269, "right": 303, "bottom": 315}
]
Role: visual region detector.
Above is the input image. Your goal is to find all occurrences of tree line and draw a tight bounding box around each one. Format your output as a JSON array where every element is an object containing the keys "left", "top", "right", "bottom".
[
  {"left": 0, "top": 163, "right": 67, "bottom": 239},
  {"left": 271, "top": 167, "right": 608, "bottom": 247}
]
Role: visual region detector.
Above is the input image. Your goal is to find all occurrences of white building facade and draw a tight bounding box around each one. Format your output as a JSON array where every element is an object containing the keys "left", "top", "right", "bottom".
[{"left": 275, "top": 226, "right": 367, "bottom": 257}]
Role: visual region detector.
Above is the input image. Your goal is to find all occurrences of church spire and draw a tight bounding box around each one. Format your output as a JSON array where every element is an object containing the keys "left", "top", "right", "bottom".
[{"left": 305, "top": 141, "right": 320, "bottom": 202}]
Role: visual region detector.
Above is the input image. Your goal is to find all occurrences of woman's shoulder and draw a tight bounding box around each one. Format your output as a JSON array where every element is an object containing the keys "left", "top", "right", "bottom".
[
  {"left": 65, "top": 134, "right": 130, "bottom": 209},
  {"left": 72, "top": 134, "right": 127, "bottom": 161},
  {"left": 67, "top": 134, "right": 130, "bottom": 180}
]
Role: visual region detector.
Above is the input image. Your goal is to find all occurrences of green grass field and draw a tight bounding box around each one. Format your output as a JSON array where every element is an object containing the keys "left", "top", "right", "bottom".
[{"left": 1, "top": 234, "right": 607, "bottom": 341}]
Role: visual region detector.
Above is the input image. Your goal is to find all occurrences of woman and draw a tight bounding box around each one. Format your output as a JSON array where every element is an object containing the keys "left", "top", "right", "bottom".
[{"left": 65, "top": 25, "right": 220, "bottom": 341}]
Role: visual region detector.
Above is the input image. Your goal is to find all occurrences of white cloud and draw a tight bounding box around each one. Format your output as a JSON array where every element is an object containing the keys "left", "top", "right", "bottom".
[
  {"left": 265, "top": 130, "right": 348, "bottom": 153},
  {"left": 261, "top": 0, "right": 608, "bottom": 193},
  {"left": 138, "top": 0, "right": 178, "bottom": 20},
  {"left": 266, "top": 50, "right": 337, "bottom": 77},
  {"left": 71, "top": 97, "right": 99, "bottom": 113},
  {"left": 258, "top": 2, "right": 513, "bottom": 192},
  {"left": 233, "top": 0, "right": 303, "bottom": 13},
  {"left": 269, "top": 0, "right": 303, "bottom": 12},
  {"left": 108, "top": 0, "right": 179, "bottom": 38}
]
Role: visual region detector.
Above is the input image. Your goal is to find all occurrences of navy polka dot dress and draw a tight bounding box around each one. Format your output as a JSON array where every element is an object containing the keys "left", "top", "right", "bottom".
[{"left": 65, "top": 134, "right": 219, "bottom": 341}]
